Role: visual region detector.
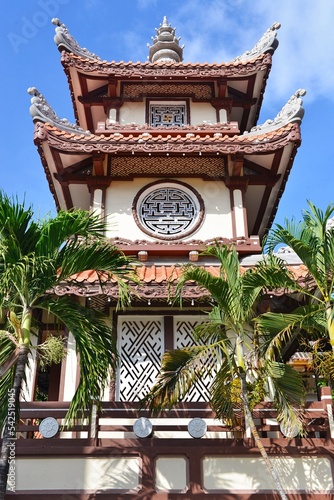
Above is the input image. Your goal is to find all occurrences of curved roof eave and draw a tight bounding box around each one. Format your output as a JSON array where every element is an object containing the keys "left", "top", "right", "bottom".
[
  {"left": 52, "top": 18, "right": 280, "bottom": 68},
  {"left": 34, "top": 121, "right": 301, "bottom": 155}
]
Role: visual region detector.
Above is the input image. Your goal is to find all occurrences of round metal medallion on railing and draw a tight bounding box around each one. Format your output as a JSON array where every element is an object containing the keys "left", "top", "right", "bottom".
[
  {"left": 133, "top": 417, "right": 153, "bottom": 438},
  {"left": 188, "top": 417, "right": 207, "bottom": 438},
  {"left": 39, "top": 417, "right": 59, "bottom": 438}
]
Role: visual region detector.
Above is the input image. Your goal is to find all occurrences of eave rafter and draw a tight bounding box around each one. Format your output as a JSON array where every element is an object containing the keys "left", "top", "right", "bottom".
[
  {"left": 77, "top": 84, "right": 109, "bottom": 104},
  {"left": 54, "top": 172, "right": 111, "bottom": 188}
]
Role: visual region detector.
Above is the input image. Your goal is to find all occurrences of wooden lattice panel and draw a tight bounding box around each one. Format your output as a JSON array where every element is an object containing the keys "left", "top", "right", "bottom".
[
  {"left": 174, "top": 316, "right": 218, "bottom": 402},
  {"left": 122, "top": 83, "right": 213, "bottom": 100},
  {"left": 116, "top": 316, "right": 164, "bottom": 401},
  {"left": 89, "top": 295, "right": 106, "bottom": 311},
  {"left": 110, "top": 156, "right": 226, "bottom": 178}
]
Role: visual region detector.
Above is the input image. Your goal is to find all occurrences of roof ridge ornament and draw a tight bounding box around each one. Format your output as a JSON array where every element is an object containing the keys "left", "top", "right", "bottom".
[
  {"left": 27, "top": 87, "right": 90, "bottom": 135},
  {"left": 233, "top": 22, "right": 281, "bottom": 62},
  {"left": 52, "top": 18, "right": 101, "bottom": 60},
  {"left": 245, "top": 89, "right": 306, "bottom": 135},
  {"left": 148, "top": 16, "right": 184, "bottom": 63}
]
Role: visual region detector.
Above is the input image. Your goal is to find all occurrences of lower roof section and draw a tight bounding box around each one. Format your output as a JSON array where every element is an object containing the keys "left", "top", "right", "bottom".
[{"left": 52, "top": 259, "right": 308, "bottom": 303}]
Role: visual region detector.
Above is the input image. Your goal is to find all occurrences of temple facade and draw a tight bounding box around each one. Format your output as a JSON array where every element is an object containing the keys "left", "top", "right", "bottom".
[{"left": 9, "top": 16, "right": 334, "bottom": 499}]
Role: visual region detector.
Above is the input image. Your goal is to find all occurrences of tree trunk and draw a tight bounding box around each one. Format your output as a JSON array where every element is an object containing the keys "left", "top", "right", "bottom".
[
  {"left": 240, "top": 373, "right": 288, "bottom": 500},
  {"left": 0, "top": 345, "right": 29, "bottom": 500},
  {"left": 325, "top": 302, "right": 334, "bottom": 352}
]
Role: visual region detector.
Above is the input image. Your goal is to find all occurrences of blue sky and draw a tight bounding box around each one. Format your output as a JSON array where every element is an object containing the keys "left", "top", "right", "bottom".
[{"left": 2, "top": 0, "right": 333, "bottom": 226}]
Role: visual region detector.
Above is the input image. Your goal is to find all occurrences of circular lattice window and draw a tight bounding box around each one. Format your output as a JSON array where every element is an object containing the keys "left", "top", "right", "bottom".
[{"left": 133, "top": 180, "right": 204, "bottom": 240}]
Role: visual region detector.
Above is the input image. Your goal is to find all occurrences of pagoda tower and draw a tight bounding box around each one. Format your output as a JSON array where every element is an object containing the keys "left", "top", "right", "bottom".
[{"left": 12, "top": 16, "right": 333, "bottom": 500}]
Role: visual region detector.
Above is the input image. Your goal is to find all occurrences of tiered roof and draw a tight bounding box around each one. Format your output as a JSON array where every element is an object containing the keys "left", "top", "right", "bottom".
[{"left": 29, "top": 17, "right": 305, "bottom": 242}]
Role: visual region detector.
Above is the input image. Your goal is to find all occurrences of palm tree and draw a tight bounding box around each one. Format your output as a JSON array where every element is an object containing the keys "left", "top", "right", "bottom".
[
  {"left": 0, "top": 192, "right": 135, "bottom": 499},
  {"left": 256, "top": 201, "right": 334, "bottom": 384},
  {"left": 142, "top": 243, "right": 305, "bottom": 500}
]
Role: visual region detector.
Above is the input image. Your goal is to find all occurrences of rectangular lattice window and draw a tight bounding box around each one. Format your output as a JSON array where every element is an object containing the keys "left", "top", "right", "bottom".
[
  {"left": 116, "top": 315, "right": 218, "bottom": 402},
  {"left": 116, "top": 316, "right": 164, "bottom": 401},
  {"left": 174, "top": 316, "right": 218, "bottom": 402},
  {"left": 149, "top": 103, "right": 186, "bottom": 127}
]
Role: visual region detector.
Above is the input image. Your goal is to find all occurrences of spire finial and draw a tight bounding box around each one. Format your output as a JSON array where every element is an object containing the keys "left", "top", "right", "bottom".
[{"left": 148, "top": 17, "right": 184, "bottom": 63}]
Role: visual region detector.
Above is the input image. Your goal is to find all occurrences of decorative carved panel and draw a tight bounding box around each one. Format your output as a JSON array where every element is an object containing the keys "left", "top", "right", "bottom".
[
  {"left": 116, "top": 316, "right": 164, "bottom": 401},
  {"left": 110, "top": 156, "right": 226, "bottom": 178},
  {"left": 150, "top": 104, "right": 186, "bottom": 127},
  {"left": 122, "top": 82, "right": 213, "bottom": 100},
  {"left": 133, "top": 180, "right": 204, "bottom": 241},
  {"left": 174, "top": 316, "right": 217, "bottom": 402}
]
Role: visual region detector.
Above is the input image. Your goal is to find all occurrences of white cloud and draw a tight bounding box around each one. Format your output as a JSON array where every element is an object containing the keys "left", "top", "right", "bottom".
[
  {"left": 82, "top": 0, "right": 333, "bottom": 110},
  {"left": 158, "top": 0, "right": 334, "bottom": 107}
]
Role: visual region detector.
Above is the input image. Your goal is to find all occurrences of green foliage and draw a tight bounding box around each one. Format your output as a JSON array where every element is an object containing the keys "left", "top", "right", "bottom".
[
  {"left": 0, "top": 331, "right": 16, "bottom": 427},
  {"left": 144, "top": 242, "right": 306, "bottom": 434},
  {"left": 257, "top": 201, "right": 334, "bottom": 383},
  {"left": 141, "top": 345, "right": 209, "bottom": 411},
  {"left": 0, "top": 191, "right": 135, "bottom": 429},
  {"left": 37, "top": 335, "right": 66, "bottom": 371},
  {"left": 311, "top": 340, "right": 334, "bottom": 384}
]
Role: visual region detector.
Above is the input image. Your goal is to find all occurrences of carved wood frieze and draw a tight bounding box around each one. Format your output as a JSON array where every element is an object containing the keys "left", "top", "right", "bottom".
[
  {"left": 38, "top": 122, "right": 301, "bottom": 156},
  {"left": 121, "top": 82, "right": 213, "bottom": 100},
  {"left": 61, "top": 52, "right": 272, "bottom": 78},
  {"left": 103, "top": 122, "right": 239, "bottom": 133},
  {"left": 110, "top": 156, "right": 226, "bottom": 178},
  {"left": 51, "top": 282, "right": 209, "bottom": 300},
  {"left": 109, "top": 235, "right": 261, "bottom": 249}
]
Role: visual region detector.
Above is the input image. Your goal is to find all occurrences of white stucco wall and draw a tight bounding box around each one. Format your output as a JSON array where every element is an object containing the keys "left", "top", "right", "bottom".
[
  {"left": 117, "top": 101, "right": 217, "bottom": 126},
  {"left": 233, "top": 189, "right": 246, "bottom": 237},
  {"left": 203, "top": 455, "right": 334, "bottom": 492},
  {"left": 92, "top": 188, "right": 103, "bottom": 219},
  {"left": 15, "top": 457, "right": 140, "bottom": 492},
  {"left": 104, "top": 177, "right": 233, "bottom": 241},
  {"left": 155, "top": 457, "right": 188, "bottom": 492},
  {"left": 62, "top": 332, "right": 77, "bottom": 401},
  {"left": 191, "top": 102, "right": 217, "bottom": 124},
  {"left": 14, "top": 454, "right": 333, "bottom": 494},
  {"left": 120, "top": 102, "right": 145, "bottom": 125}
]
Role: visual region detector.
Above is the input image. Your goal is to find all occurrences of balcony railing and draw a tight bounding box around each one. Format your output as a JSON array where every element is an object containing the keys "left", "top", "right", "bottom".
[{"left": 16, "top": 387, "right": 333, "bottom": 444}]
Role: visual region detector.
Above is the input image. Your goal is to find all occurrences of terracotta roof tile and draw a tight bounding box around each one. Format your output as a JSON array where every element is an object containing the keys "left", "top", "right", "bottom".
[
  {"left": 143, "top": 265, "right": 157, "bottom": 283},
  {"left": 155, "top": 266, "right": 167, "bottom": 283},
  {"left": 63, "top": 52, "right": 268, "bottom": 71},
  {"left": 68, "top": 264, "right": 308, "bottom": 286},
  {"left": 43, "top": 122, "right": 299, "bottom": 150}
]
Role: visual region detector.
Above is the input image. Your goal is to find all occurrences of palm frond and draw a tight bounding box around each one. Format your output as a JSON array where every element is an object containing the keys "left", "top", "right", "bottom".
[
  {"left": 0, "top": 331, "right": 17, "bottom": 429},
  {"left": 192, "top": 310, "right": 232, "bottom": 348},
  {"left": 38, "top": 296, "right": 118, "bottom": 422},
  {"left": 57, "top": 240, "right": 135, "bottom": 280},
  {"left": 255, "top": 305, "right": 327, "bottom": 359},
  {"left": 0, "top": 192, "right": 40, "bottom": 260},
  {"left": 203, "top": 243, "right": 240, "bottom": 287},
  {"left": 210, "top": 356, "right": 241, "bottom": 426},
  {"left": 266, "top": 202, "right": 334, "bottom": 300},
  {"left": 265, "top": 360, "right": 305, "bottom": 435},
  {"left": 35, "top": 209, "right": 107, "bottom": 256},
  {"left": 173, "top": 265, "right": 227, "bottom": 305},
  {"left": 142, "top": 345, "right": 213, "bottom": 411},
  {"left": 245, "top": 254, "right": 301, "bottom": 292}
]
